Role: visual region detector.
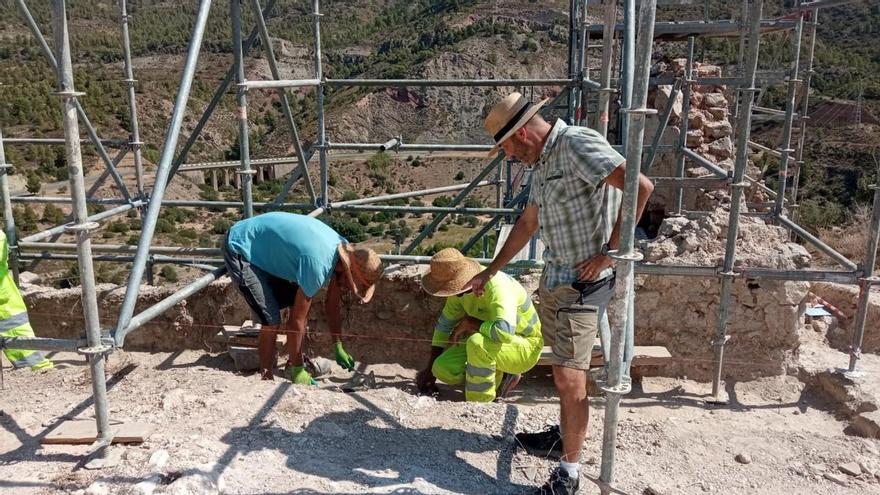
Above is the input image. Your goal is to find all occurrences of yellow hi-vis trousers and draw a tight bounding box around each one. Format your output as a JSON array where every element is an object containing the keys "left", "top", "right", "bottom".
[
  {"left": 0, "top": 231, "right": 52, "bottom": 370},
  {"left": 432, "top": 332, "right": 542, "bottom": 402}
]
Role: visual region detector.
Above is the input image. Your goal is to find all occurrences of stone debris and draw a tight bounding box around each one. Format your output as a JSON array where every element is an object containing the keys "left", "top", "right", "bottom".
[
  {"left": 84, "top": 481, "right": 110, "bottom": 495},
  {"left": 131, "top": 474, "right": 162, "bottom": 495},
  {"left": 824, "top": 472, "right": 849, "bottom": 486},
  {"left": 838, "top": 461, "right": 862, "bottom": 477},
  {"left": 735, "top": 453, "right": 752, "bottom": 465},
  {"left": 148, "top": 449, "right": 170, "bottom": 470},
  {"left": 165, "top": 462, "right": 226, "bottom": 495}
]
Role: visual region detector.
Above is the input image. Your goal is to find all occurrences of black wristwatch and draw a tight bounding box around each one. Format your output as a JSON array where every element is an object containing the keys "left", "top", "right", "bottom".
[{"left": 600, "top": 242, "right": 610, "bottom": 255}]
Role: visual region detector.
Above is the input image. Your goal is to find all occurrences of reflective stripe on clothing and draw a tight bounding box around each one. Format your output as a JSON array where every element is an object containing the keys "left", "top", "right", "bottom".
[
  {"left": 466, "top": 363, "right": 495, "bottom": 378},
  {"left": 0, "top": 312, "right": 29, "bottom": 332},
  {"left": 0, "top": 230, "right": 52, "bottom": 370},
  {"left": 465, "top": 380, "right": 494, "bottom": 393}
]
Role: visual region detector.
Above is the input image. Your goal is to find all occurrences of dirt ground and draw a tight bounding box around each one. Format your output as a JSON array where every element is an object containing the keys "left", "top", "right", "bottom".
[{"left": 2, "top": 349, "right": 879, "bottom": 495}]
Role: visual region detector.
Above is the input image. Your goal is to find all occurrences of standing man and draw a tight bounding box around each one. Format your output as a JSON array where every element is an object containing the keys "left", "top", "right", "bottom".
[
  {"left": 222, "top": 212, "right": 383, "bottom": 384},
  {"left": 468, "top": 93, "right": 653, "bottom": 494},
  {"left": 415, "top": 248, "right": 542, "bottom": 402},
  {"left": 0, "top": 230, "right": 53, "bottom": 371}
]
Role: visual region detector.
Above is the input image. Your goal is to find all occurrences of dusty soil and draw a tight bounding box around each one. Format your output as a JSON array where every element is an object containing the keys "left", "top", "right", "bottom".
[{"left": 2, "top": 350, "right": 878, "bottom": 495}]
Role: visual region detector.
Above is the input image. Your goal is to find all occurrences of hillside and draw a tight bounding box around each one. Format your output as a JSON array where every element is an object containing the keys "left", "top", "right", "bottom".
[{"left": 0, "top": 0, "right": 877, "bottom": 286}]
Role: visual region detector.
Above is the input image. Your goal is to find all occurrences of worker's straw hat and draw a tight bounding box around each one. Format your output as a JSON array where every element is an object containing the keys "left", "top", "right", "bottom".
[
  {"left": 337, "top": 245, "right": 383, "bottom": 304},
  {"left": 484, "top": 92, "right": 549, "bottom": 157},
  {"left": 421, "top": 248, "right": 484, "bottom": 297}
]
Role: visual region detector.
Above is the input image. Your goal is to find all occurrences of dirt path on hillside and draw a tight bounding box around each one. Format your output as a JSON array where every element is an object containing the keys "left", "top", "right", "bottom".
[{"left": 1, "top": 351, "right": 878, "bottom": 495}]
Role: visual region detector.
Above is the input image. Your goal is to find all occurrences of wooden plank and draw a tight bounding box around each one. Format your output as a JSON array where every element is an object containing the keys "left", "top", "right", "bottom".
[
  {"left": 536, "top": 345, "right": 672, "bottom": 367},
  {"left": 41, "top": 420, "right": 155, "bottom": 445}
]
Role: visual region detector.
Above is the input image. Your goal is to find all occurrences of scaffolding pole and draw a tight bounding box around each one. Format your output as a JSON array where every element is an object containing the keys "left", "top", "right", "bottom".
[
  {"left": 15, "top": 0, "right": 133, "bottom": 205},
  {"left": 249, "top": 0, "right": 316, "bottom": 204},
  {"left": 166, "top": 0, "right": 277, "bottom": 188},
  {"left": 596, "top": 0, "right": 617, "bottom": 137},
  {"left": 791, "top": 9, "right": 819, "bottom": 226},
  {"left": 673, "top": 36, "right": 695, "bottom": 215},
  {"left": 117, "top": 0, "right": 145, "bottom": 200},
  {"left": 0, "top": 128, "right": 18, "bottom": 284},
  {"left": 231, "top": 0, "right": 255, "bottom": 219},
  {"left": 848, "top": 164, "right": 880, "bottom": 373},
  {"left": 113, "top": 0, "right": 213, "bottom": 346},
  {"left": 50, "top": 0, "right": 112, "bottom": 448},
  {"left": 772, "top": 13, "right": 804, "bottom": 216},
  {"left": 711, "top": 0, "right": 763, "bottom": 401},
  {"left": 313, "top": 0, "right": 328, "bottom": 206},
  {"left": 600, "top": 0, "right": 657, "bottom": 485}
]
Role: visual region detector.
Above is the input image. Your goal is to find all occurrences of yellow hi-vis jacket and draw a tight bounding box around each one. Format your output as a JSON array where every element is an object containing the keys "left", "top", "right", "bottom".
[
  {"left": 0, "top": 230, "right": 52, "bottom": 370},
  {"left": 431, "top": 270, "right": 541, "bottom": 347}
]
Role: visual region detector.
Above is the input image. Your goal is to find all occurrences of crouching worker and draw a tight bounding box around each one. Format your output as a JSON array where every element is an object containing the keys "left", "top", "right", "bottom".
[
  {"left": 415, "top": 248, "right": 541, "bottom": 402},
  {"left": 0, "top": 230, "right": 53, "bottom": 371},
  {"left": 222, "top": 212, "right": 383, "bottom": 383}
]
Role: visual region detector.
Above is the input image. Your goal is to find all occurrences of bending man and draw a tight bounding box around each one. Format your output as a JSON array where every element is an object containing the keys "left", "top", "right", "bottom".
[
  {"left": 222, "top": 212, "right": 383, "bottom": 383},
  {"left": 416, "top": 248, "right": 542, "bottom": 402}
]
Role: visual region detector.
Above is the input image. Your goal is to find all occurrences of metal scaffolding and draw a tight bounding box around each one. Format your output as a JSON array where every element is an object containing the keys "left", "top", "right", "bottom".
[{"left": 0, "top": 0, "right": 876, "bottom": 485}]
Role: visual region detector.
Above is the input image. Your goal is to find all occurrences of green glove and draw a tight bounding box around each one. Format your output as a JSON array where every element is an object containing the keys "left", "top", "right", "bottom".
[
  {"left": 288, "top": 365, "right": 317, "bottom": 386},
  {"left": 334, "top": 341, "right": 356, "bottom": 371}
]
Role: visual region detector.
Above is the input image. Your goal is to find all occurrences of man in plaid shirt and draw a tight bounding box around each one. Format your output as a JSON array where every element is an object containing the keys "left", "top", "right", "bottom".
[{"left": 468, "top": 92, "right": 654, "bottom": 495}]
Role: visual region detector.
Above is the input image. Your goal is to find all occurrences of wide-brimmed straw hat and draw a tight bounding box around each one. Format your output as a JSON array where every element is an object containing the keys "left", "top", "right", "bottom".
[
  {"left": 337, "top": 245, "right": 383, "bottom": 303},
  {"left": 484, "top": 92, "right": 549, "bottom": 157},
  {"left": 421, "top": 248, "right": 484, "bottom": 297}
]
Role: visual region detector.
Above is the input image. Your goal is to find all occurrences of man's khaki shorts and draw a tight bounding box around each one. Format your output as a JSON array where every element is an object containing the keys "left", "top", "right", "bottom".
[{"left": 537, "top": 274, "right": 615, "bottom": 370}]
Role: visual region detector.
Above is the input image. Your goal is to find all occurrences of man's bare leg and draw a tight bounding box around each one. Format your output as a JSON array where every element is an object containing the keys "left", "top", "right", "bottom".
[
  {"left": 258, "top": 324, "right": 280, "bottom": 380},
  {"left": 283, "top": 313, "right": 305, "bottom": 367},
  {"left": 553, "top": 365, "right": 589, "bottom": 463}
]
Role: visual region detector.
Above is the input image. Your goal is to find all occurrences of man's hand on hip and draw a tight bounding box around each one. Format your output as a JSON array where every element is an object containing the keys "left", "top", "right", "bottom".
[{"left": 574, "top": 253, "right": 614, "bottom": 281}]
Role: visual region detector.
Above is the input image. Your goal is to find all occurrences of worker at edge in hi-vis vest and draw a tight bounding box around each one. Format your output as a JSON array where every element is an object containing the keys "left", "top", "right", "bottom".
[{"left": 0, "top": 230, "right": 53, "bottom": 370}]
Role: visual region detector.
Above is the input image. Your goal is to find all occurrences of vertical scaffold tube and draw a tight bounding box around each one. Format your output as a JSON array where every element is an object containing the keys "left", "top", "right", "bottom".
[
  {"left": 711, "top": 0, "right": 763, "bottom": 400},
  {"left": 599, "top": 0, "right": 657, "bottom": 484},
  {"left": 50, "top": 0, "right": 111, "bottom": 445},
  {"left": 673, "top": 37, "right": 695, "bottom": 216},
  {"left": 772, "top": 14, "right": 803, "bottom": 216},
  {"left": 596, "top": 0, "right": 616, "bottom": 137},
  {"left": 231, "top": 0, "right": 254, "bottom": 218},
  {"left": 0, "top": 128, "right": 18, "bottom": 284},
  {"left": 848, "top": 162, "right": 880, "bottom": 372},
  {"left": 114, "top": 0, "right": 213, "bottom": 345},
  {"left": 313, "top": 0, "right": 328, "bottom": 206},
  {"left": 117, "top": 0, "right": 145, "bottom": 200}
]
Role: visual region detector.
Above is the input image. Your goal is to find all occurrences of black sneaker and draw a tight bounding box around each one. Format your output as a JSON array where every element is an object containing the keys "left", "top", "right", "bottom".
[
  {"left": 496, "top": 373, "right": 522, "bottom": 399},
  {"left": 533, "top": 467, "right": 579, "bottom": 495},
  {"left": 515, "top": 424, "right": 563, "bottom": 460}
]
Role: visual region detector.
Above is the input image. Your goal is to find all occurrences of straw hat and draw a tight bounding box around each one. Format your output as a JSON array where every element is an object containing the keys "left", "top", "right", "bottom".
[
  {"left": 337, "top": 245, "right": 383, "bottom": 303},
  {"left": 484, "top": 92, "right": 549, "bottom": 157},
  {"left": 421, "top": 248, "right": 484, "bottom": 297}
]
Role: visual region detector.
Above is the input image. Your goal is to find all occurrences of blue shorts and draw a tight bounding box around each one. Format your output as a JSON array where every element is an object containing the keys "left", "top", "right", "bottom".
[{"left": 222, "top": 234, "right": 298, "bottom": 325}]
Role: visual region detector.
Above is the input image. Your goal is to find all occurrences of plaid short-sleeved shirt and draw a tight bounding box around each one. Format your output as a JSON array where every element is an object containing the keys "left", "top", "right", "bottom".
[{"left": 528, "top": 119, "right": 624, "bottom": 290}]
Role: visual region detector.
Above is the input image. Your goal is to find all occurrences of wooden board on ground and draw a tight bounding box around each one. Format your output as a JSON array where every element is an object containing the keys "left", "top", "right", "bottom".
[
  {"left": 536, "top": 345, "right": 672, "bottom": 367},
  {"left": 214, "top": 324, "right": 283, "bottom": 348},
  {"left": 41, "top": 420, "right": 155, "bottom": 445}
]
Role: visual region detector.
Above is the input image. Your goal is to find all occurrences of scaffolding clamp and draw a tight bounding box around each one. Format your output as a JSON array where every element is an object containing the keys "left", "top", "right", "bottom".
[
  {"left": 600, "top": 380, "right": 632, "bottom": 396},
  {"left": 608, "top": 250, "right": 643, "bottom": 262},
  {"left": 736, "top": 87, "right": 760, "bottom": 94},
  {"left": 51, "top": 90, "right": 86, "bottom": 98},
  {"left": 0, "top": 163, "right": 13, "bottom": 171},
  {"left": 65, "top": 222, "right": 100, "bottom": 233},
  {"left": 621, "top": 107, "right": 658, "bottom": 116},
  {"left": 718, "top": 270, "right": 739, "bottom": 279},
  {"left": 122, "top": 78, "right": 137, "bottom": 86},
  {"left": 235, "top": 169, "right": 258, "bottom": 175},
  {"left": 711, "top": 335, "right": 731, "bottom": 347},
  {"left": 77, "top": 343, "right": 113, "bottom": 356}
]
